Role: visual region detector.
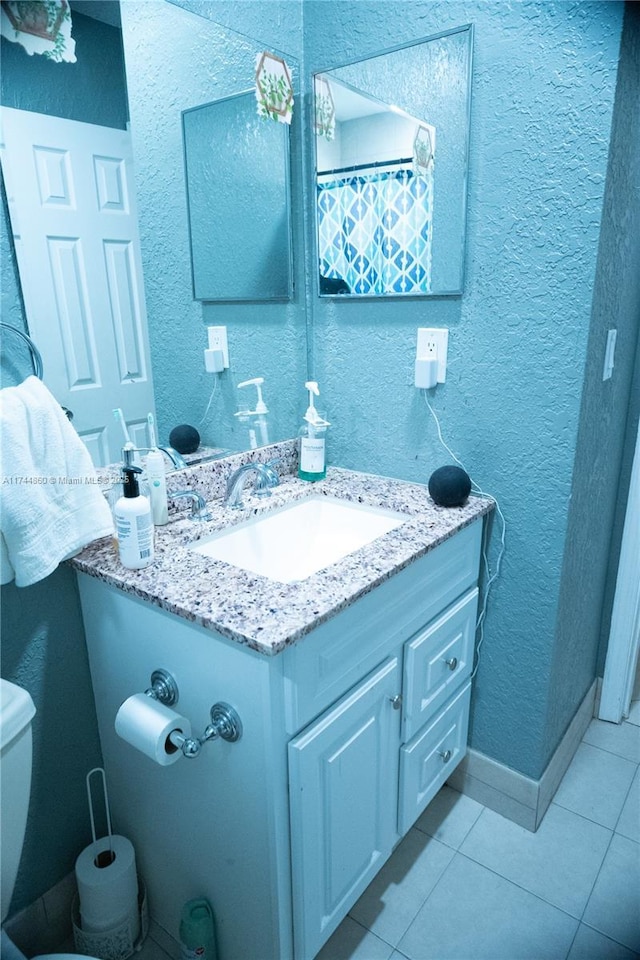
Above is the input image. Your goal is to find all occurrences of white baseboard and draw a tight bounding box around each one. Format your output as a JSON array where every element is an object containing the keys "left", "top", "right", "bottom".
[{"left": 448, "top": 679, "right": 597, "bottom": 831}]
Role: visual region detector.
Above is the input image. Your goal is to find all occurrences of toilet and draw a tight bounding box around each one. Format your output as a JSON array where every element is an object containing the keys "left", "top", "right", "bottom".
[{"left": 1, "top": 678, "right": 95, "bottom": 960}]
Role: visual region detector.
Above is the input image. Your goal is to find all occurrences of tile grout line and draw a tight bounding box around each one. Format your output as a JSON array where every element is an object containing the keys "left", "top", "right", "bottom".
[
  {"left": 548, "top": 795, "right": 622, "bottom": 832},
  {"left": 575, "top": 826, "right": 615, "bottom": 928},
  {"left": 347, "top": 832, "right": 458, "bottom": 953},
  {"left": 611, "top": 762, "right": 639, "bottom": 835},
  {"left": 388, "top": 851, "right": 464, "bottom": 957},
  {"left": 580, "top": 732, "right": 640, "bottom": 768},
  {"left": 451, "top": 848, "right": 588, "bottom": 926}
]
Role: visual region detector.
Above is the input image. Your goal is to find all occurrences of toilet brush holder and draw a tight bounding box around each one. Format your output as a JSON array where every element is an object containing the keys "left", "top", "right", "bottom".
[{"left": 71, "top": 880, "right": 148, "bottom": 960}]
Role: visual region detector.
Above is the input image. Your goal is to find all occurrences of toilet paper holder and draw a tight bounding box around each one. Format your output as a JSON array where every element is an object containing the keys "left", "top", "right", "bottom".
[
  {"left": 146, "top": 669, "right": 180, "bottom": 706},
  {"left": 145, "top": 668, "right": 242, "bottom": 758}
]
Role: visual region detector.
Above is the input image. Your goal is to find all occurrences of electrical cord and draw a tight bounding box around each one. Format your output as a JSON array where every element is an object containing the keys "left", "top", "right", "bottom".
[
  {"left": 198, "top": 374, "right": 219, "bottom": 428},
  {"left": 422, "top": 390, "right": 506, "bottom": 679}
]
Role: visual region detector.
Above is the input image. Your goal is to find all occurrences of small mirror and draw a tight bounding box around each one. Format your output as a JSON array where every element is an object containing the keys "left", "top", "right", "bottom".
[
  {"left": 314, "top": 25, "right": 473, "bottom": 298},
  {"left": 183, "top": 90, "right": 293, "bottom": 302}
]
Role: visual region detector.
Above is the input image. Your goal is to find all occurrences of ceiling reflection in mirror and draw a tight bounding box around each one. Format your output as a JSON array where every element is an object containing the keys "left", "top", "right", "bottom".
[
  {"left": 314, "top": 25, "right": 473, "bottom": 298},
  {"left": 183, "top": 91, "right": 293, "bottom": 301}
]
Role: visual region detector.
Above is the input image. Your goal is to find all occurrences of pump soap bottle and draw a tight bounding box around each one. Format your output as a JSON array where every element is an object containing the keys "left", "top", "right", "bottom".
[
  {"left": 234, "top": 377, "right": 270, "bottom": 449},
  {"left": 298, "top": 381, "right": 330, "bottom": 481},
  {"left": 114, "top": 444, "right": 155, "bottom": 569}
]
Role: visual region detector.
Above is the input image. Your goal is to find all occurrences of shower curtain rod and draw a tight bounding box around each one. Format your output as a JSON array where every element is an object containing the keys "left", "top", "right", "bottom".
[{"left": 317, "top": 156, "right": 414, "bottom": 177}]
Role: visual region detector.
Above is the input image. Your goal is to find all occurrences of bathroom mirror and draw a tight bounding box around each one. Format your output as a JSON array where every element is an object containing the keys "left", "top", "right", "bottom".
[
  {"left": 1, "top": 0, "right": 305, "bottom": 464},
  {"left": 314, "top": 24, "right": 473, "bottom": 298},
  {"left": 183, "top": 91, "right": 293, "bottom": 301}
]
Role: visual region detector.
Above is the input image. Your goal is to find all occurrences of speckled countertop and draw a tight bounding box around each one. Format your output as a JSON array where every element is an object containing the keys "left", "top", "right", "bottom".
[{"left": 71, "top": 457, "right": 494, "bottom": 656}]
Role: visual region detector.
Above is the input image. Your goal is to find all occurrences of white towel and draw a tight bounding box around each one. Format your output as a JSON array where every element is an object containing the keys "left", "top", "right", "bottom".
[
  {"left": 0, "top": 532, "right": 15, "bottom": 585},
  {"left": 0, "top": 376, "right": 113, "bottom": 587}
]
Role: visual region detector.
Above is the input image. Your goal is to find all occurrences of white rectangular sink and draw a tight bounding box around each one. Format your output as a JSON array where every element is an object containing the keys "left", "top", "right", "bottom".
[{"left": 190, "top": 495, "right": 408, "bottom": 583}]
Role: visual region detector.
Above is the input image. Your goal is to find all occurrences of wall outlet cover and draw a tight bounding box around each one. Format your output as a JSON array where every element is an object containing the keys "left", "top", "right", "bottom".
[{"left": 416, "top": 328, "right": 448, "bottom": 383}]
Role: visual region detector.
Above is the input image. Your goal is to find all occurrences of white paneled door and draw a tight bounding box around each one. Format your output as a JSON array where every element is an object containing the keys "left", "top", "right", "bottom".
[{"left": 1, "top": 107, "right": 155, "bottom": 466}]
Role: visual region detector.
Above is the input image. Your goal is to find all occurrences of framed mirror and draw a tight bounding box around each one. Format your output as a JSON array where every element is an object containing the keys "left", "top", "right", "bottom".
[
  {"left": 313, "top": 24, "right": 473, "bottom": 298},
  {"left": 183, "top": 90, "right": 293, "bottom": 302},
  {"left": 1, "top": 0, "right": 305, "bottom": 466}
]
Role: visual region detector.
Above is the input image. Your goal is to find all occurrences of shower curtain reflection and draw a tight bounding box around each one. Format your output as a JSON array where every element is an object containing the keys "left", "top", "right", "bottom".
[{"left": 317, "top": 165, "right": 434, "bottom": 295}]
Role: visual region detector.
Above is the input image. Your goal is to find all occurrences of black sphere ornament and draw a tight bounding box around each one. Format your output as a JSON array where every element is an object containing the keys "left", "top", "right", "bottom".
[
  {"left": 428, "top": 465, "right": 472, "bottom": 507},
  {"left": 169, "top": 424, "right": 200, "bottom": 455}
]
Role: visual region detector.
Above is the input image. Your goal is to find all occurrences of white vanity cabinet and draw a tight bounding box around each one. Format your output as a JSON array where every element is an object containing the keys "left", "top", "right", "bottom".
[
  {"left": 284, "top": 524, "right": 481, "bottom": 959},
  {"left": 78, "top": 517, "right": 482, "bottom": 960}
]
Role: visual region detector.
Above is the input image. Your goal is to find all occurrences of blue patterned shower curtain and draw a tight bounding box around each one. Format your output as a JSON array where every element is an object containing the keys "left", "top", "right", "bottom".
[{"left": 317, "top": 167, "right": 433, "bottom": 295}]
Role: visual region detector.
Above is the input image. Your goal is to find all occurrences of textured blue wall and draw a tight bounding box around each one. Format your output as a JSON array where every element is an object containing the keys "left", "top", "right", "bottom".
[
  {"left": 121, "top": 1, "right": 307, "bottom": 453},
  {"left": 303, "top": 1, "right": 626, "bottom": 778},
  {"left": 557, "top": 4, "right": 640, "bottom": 705},
  {"left": 0, "top": 11, "right": 126, "bottom": 912}
]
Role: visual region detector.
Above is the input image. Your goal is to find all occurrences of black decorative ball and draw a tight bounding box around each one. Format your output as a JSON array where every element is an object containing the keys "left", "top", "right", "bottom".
[
  {"left": 428, "top": 465, "right": 472, "bottom": 507},
  {"left": 169, "top": 424, "right": 200, "bottom": 455}
]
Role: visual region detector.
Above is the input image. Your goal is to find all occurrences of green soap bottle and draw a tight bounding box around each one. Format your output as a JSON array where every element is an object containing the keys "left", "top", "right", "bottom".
[
  {"left": 298, "top": 380, "right": 330, "bottom": 482},
  {"left": 179, "top": 898, "right": 217, "bottom": 960}
]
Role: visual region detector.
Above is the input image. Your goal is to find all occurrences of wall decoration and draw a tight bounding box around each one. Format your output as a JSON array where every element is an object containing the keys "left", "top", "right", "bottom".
[
  {"left": 314, "top": 75, "right": 335, "bottom": 142},
  {"left": 255, "top": 51, "right": 293, "bottom": 124},
  {"left": 413, "top": 125, "right": 435, "bottom": 175},
  {"left": 1, "top": 0, "right": 76, "bottom": 62}
]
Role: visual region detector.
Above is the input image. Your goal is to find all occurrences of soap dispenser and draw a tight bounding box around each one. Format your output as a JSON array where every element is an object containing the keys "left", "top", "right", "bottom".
[
  {"left": 114, "top": 444, "right": 154, "bottom": 569},
  {"left": 298, "top": 381, "right": 330, "bottom": 481},
  {"left": 234, "top": 377, "right": 270, "bottom": 448}
]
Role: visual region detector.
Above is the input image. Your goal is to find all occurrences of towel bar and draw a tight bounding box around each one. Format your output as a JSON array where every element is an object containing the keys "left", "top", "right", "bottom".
[{"left": 0, "top": 323, "right": 44, "bottom": 380}]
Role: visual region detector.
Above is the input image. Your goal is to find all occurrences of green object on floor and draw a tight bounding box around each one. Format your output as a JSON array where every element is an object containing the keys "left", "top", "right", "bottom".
[{"left": 179, "top": 898, "right": 217, "bottom": 960}]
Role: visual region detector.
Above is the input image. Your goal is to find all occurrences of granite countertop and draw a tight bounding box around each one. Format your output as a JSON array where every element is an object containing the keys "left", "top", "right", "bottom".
[{"left": 71, "top": 463, "right": 494, "bottom": 656}]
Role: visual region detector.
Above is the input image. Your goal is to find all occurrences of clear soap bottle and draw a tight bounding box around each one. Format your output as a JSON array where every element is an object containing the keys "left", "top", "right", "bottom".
[{"left": 298, "top": 381, "right": 330, "bottom": 482}]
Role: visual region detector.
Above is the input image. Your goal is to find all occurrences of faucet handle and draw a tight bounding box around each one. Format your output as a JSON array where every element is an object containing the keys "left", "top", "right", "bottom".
[
  {"left": 169, "top": 489, "right": 212, "bottom": 521},
  {"left": 262, "top": 458, "right": 282, "bottom": 487},
  {"left": 255, "top": 459, "right": 280, "bottom": 497}
]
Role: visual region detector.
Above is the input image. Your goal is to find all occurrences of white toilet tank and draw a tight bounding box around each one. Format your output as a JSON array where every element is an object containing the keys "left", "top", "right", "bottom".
[{"left": 1, "top": 678, "right": 36, "bottom": 924}]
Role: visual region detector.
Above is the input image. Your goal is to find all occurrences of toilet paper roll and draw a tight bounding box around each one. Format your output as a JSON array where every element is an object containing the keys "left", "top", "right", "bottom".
[
  {"left": 75, "top": 834, "right": 139, "bottom": 940},
  {"left": 115, "top": 693, "right": 191, "bottom": 766}
]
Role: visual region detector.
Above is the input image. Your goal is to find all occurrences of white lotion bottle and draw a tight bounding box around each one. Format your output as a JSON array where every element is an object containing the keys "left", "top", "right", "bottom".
[
  {"left": 114, "top": 460, "right": 154, "bottom": 569},
  {"left": 146, "top": 413, "right": 169, "bottom": 525}
]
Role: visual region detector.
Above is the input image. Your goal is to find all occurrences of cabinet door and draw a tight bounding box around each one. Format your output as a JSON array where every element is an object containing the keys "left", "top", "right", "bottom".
[{"left": 288, "top": 658, "right": 401, "bottom": 960}]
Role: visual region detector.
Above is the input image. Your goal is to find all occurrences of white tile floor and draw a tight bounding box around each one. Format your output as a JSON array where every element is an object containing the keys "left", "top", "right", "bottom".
[{"left": 87, "top": 676, "right": 640, "bottom": 960}]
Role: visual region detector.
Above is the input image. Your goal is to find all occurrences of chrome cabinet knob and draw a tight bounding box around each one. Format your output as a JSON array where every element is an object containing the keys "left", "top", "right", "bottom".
[
  {"left": 389, "top": 694, "right": 402, "bottom": 710},
  {"left": 439, "top": 749, "right": 452, "bottom": 763},
  {"left": 445, "top": 657, "right": 458, "bottom": 671}
]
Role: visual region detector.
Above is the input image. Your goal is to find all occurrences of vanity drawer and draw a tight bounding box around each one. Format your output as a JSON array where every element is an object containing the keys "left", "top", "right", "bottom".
[
  {"left": 282, "top": 521, "right": 482, "bottom": 735},
  {"left": 402, "top": 588, "right": 478, "bottom": 743},
  {"left": 398, "top": 681, "right": 471, "bottom": 836}
]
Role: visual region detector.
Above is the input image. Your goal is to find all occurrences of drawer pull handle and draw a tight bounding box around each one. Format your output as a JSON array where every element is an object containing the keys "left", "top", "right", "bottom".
[
  {"left": 389, "top": 694, "right": 402, "bottom": 710},
  {"left": 445, "top": 657, "right": 458, "bottom": 671},
  {"left": 439, "top": 749, "right": 452, "bottom": 763}
]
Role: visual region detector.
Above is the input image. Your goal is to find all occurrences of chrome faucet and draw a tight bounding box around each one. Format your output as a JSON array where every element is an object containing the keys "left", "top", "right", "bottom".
[
  {"left": 159, "top": 446, "right": 188, "bottom": 470},
  {"left": 169, "top": 490, "right": 212, "bottom": 521},
  {"left": 136, "top": 446, "right": 188, "bottom": 470},
  {"left": 225, "top": 460, "right": 280, "bottom": 509}
]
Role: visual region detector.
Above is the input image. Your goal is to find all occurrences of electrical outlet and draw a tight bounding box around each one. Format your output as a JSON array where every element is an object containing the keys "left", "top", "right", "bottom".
[
  {"left": 416, "top": 328, "right": 448, "bottom": 383},
  {"left": 207, "top": 326, "right": 229, "bottom": 369}
]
